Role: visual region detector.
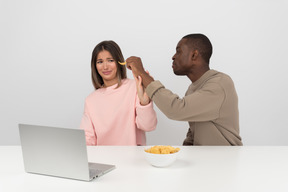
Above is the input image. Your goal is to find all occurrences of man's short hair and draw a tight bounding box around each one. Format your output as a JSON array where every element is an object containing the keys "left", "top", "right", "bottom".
[{"left": 182, "top": 34, "right": 213, "bottom": 64}]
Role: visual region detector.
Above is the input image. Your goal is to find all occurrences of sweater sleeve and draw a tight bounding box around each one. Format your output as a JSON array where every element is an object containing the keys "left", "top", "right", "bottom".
[
  {"left": 146, "top": 80, "right": 225, "bottom": 122},
  {"left": 80, "top": 100, "right": 97, "bottom": 145},
  {"left": 135, "top": 95, "right": 157, "bottom": 132}
]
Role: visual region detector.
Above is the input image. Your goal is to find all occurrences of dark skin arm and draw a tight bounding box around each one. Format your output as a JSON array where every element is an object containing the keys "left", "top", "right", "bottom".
[{"left": 126, "top": 56, "right": 154, "bottom": 88}]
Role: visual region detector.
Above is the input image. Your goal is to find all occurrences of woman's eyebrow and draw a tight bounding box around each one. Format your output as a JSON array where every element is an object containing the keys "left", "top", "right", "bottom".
[{"left": 97, "top": 57, "right": 114, "bottom": 61}]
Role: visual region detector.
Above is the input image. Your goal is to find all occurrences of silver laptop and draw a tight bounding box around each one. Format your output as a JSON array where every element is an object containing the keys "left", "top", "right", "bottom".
[{"left": 18, "top": 124, "right": 115, "bottom": 181}]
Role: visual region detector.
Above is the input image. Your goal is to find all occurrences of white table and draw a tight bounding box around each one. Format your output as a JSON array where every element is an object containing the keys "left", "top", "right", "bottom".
[{"left": 1, "top": 146, "right": 288, "bottom": 192}]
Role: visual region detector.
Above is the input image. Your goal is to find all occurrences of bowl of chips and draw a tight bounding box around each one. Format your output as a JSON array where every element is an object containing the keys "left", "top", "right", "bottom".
[{"left": 144, "top": 145, "right": 180, "bottom": 167}]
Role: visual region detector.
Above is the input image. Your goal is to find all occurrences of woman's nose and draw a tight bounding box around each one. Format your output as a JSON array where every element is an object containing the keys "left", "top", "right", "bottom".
[{"left": 103, "top": 62, "right": 108, "bottom": 68}]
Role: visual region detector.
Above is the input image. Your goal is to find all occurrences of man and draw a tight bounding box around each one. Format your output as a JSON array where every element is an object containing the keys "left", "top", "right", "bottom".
[{"left": 126, "top": 33, "right": 242, "bottom": 145}]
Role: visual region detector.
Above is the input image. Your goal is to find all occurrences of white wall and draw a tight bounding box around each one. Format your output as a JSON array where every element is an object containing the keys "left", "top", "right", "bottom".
[{"left": 1, "top": 0, "right": 288, "bottom": 145}]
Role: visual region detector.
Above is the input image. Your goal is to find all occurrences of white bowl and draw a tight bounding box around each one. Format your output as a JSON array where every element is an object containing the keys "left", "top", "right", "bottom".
[{"left": 144, "top": 149, "right": 179, "bottom": 167}]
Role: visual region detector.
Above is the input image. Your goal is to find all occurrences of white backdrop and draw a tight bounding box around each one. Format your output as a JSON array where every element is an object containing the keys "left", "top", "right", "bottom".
[{"left": 1, "top": 0, "right": 288, "bottom": 145}]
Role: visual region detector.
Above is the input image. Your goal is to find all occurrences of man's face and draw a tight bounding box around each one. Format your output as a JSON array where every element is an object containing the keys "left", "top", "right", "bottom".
[{"left": 172, "top": 38, "right": 193, "bottom": 76}]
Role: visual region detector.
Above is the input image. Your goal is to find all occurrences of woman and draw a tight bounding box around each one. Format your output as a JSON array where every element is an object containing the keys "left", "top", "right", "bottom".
[{"left": 80, "top": 40, "right": 157, "bottom": 145}]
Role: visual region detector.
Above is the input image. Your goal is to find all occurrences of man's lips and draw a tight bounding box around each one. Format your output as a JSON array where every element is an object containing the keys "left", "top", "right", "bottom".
[{"left": 172, "top": 62, "right": 176, "bottom": 68}]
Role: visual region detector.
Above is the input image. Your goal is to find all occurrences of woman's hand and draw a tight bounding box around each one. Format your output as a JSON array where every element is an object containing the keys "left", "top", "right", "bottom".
[{"left": 134, "top": 73, "right": 150, "bottom": 106}]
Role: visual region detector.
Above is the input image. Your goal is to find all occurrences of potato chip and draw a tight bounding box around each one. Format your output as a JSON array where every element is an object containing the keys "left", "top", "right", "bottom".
[{"left": 145, "top": 145, "right": 180, "bottom": 154}]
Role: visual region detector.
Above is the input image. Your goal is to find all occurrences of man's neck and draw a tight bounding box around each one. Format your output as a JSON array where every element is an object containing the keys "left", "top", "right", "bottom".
[{"left": 188, "top": 67, "right": 210, "bottom": 83}]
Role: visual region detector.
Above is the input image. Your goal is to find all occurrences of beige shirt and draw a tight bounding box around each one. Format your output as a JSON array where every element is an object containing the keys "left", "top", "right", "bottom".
[{"left": 146, "top": 70, "right": 242, "bottom": 146}]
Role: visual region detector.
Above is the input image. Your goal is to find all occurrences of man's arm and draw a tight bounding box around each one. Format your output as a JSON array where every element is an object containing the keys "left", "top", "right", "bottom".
[
  {"left": 146, "top": 81, "right": 225, "bottom": 122},
  {"left": 126, "top": 56, "right": 224, "bottom": 122}
]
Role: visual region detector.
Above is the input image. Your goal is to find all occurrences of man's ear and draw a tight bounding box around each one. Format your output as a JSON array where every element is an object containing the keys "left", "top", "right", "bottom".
[{"left": 191, "top": 50, "right": 199, "bottom": 61}]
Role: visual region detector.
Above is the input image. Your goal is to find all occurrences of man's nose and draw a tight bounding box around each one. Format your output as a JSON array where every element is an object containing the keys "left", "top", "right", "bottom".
[{"left": 172, "top": 54, "right": 176, "bottom": 60}]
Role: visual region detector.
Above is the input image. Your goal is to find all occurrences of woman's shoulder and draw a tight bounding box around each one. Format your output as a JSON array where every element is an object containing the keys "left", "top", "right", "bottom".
[
  {"left": 119, "top": 78, "right": 138, "bottom": 95},
  {"left": 84, "top": 90, "right": 96, "bottom": 101},
  {"left": 120, "top": 78, "right": 136, "bottom": 87},
  {"left": 122, "top": 78, "right": 134, "bottom": 84},
  {"left": 85, "top": 78, "right": 136, "bottom": 100}
]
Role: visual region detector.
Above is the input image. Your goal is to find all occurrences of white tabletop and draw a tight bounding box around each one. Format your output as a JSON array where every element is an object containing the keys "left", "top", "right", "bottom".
[{"left": 1, "top": 146, "right": 288, "bottom": 192}]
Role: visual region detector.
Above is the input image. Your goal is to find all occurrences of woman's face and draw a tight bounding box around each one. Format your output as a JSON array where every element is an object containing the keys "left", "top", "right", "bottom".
[{"left": 96, "top": 50, "right": 118, "bottom": 87}]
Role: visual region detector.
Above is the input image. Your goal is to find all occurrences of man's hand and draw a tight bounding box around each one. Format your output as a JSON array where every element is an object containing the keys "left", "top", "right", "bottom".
[
  {"left": 126, "top": 56, "right": 146, "bottom": 77},
  {"left": 126, "top": 56, "right": 155, "bottom": 88}
]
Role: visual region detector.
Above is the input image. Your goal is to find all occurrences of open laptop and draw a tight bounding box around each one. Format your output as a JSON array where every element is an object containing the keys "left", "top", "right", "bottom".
[{"left": 18, "top": 124, "right": 115, "bottom": 181}]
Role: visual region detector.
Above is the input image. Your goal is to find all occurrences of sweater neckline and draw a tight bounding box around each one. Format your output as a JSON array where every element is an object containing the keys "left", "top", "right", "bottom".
[
  {"left": 192, "top": 69, "right": 218, "bottom": 87},
  {"left": 98, "top": 79, "right": 129, "bottom": 93}
]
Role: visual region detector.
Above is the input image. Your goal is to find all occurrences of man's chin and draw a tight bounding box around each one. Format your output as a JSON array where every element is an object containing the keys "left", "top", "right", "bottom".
[{"left": 173, "top": 70, "right": 183, "bottom": 76}]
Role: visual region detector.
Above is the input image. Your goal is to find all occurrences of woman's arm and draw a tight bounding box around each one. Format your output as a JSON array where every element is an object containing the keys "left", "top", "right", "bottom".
[
  {"left": 80, "top": 101, "right": 97, "bottom": 145},
  {"left": 133, "top": 73, "right": 150, "bottom": 106},
  {"left": 134, "top": 74, "right": 157, "bottom": 131}
]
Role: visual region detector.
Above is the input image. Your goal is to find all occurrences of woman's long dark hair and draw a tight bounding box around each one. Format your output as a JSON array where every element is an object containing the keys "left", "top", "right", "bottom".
[{"left": 91, "top": 40, "right": 127, "bottom": 89}]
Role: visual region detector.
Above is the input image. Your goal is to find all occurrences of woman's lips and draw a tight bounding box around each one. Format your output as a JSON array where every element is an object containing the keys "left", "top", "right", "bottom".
[{"left": 102, "top": 71, "right": 111, "bottom": 75}]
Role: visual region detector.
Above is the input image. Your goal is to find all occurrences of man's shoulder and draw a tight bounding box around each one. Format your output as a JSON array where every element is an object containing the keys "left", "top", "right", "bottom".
[
  {"left": 206, "top": 70, "right": 236, "bottom": 93},
  {"left": 194, "top": 70, "right": 235, "bottom": 93},
  {"left": 207, "top": 70, "right": 234, "bottom": 83}
]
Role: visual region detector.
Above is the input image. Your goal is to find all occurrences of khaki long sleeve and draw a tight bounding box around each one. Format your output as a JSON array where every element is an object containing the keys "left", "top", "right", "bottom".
[{"left": 146, "top": 70, "right": 242, "bottom": 146}]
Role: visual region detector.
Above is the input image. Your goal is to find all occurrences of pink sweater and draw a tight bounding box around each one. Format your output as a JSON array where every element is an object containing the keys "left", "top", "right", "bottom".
[{"left": 80, "top": 79, "right": 157, "bottom": 145}]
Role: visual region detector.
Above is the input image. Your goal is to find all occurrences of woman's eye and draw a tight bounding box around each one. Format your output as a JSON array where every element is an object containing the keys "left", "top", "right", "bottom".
[
  {"left": 96, "top": 61, "right": 103, "bottom": 64},
  {"left": 108, "top": 59, "right": 114, "bottom": 63}
]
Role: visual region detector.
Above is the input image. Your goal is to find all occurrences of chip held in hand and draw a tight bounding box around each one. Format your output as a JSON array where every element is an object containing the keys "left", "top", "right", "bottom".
[{"left": 118, "top": 61, "right": 126, "bottom": 65}]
